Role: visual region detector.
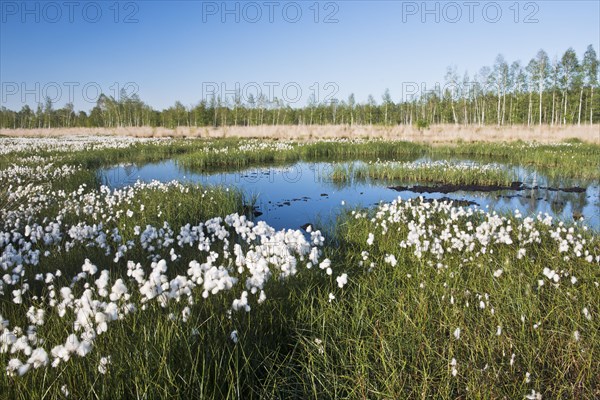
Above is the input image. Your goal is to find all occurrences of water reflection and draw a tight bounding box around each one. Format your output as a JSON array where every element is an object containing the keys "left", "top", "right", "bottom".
[{"left": 100, "top": 159, "right": 600, "bottom": 231}]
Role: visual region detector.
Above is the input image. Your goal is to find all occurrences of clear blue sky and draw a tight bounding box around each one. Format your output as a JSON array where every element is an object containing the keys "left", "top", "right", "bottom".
[{"left": 1, "top": 0, "right": 599, "bottom": 111}]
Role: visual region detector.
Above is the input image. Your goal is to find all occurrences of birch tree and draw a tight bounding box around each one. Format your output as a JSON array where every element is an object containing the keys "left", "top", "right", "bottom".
[
  {"left": 582, "top": 45, "right": 599, "bottom": 125},
  {"left": 560, "top": 48, "right": 579, "bottom": 125},
  {"left": 533, "top": 50, "right": 550, "bottom": 125}
]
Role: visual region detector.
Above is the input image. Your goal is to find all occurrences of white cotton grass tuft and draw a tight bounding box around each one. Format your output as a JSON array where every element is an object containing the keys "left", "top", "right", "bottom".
[
  {"left": 384, "top": 254, "right": 397, "bottom": 267},
  {"left": 6, "top": 358, "right": 25, "bottom": 377},
  {"left": 314, "top": 338, "right": 324, "bottom": 354},
  {"left": 525, "top": 389, "right": 542, "bottom": 400},
  {"left": 319, "top": 258, "right": 331, "bottom": 271},
  {"left": 453, "top": 327, "right": 461, "bottom": 340},
  {"left": 450, "top": 358, "right": 457, "bottom": 376},
  {"left": 98, "top": 356, "right": 111, "bottom": 374},
  {"left": 367, "top": 233, "right": 374, "bottom": 246},
  {"left": 82, "top": 259, "right": 98, "bottom": 276},
  {"left": 12, "top": 289, "right": 23, "bottom": 305},
  {"left": 27, "top": 348, "right": 49, "bottom": 369},
  {"left": 582, "top": 307, "right": 592, "bottom": 321},
  {"left": 0, "top": 205, "right": 334, "bottom": 375},
  {"left": 182, "top": 306, "right": 191, "bottom": 322},
  {"left": 336, "top": 273, "right": 348, "bottom": 288}
]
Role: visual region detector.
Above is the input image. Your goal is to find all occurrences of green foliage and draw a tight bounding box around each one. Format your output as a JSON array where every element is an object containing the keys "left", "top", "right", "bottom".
[
  {"left": 1, "top": 45, "right": 598, "bottom": 129},
  {"left": 332, "top": 160, "right": 516, "bottom": 186},
  {"left": 415, "top": 119, "right": 430, "bottom": 130}
]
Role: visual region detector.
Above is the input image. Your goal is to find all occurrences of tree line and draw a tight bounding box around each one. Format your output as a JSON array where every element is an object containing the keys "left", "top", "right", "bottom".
[{"left": 1, "top": 45, "right": 598, "bottom": 129}]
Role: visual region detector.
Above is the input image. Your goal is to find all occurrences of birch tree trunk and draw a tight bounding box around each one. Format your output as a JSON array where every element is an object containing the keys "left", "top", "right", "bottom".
[
  {"left": 563, "top": 90, "right": 568, "bottom": 125},
  {"left": 578, "top": 88, "right": 583, "bottom": 125},
  {"left": 527, "top": 91, "right": 532, "bottom": 126},
  {"left": 539, "top": 84, "right": 543, "bottom": 125},
  {"left": 591, "top": 86, "right": 595, "bottom": 125},
  {"left": 551, "top": 91, "right": 555, "bottom": 126}
]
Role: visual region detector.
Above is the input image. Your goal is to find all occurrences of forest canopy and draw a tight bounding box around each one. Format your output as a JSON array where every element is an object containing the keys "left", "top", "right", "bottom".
[{"left": 1, "top": 45, "right": 598, "bottom": 129}]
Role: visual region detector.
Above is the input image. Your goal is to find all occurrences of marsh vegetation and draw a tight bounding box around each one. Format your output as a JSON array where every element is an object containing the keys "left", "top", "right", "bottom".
[{"left": 0, "top": 136, "right": 598, "bottom": 399}]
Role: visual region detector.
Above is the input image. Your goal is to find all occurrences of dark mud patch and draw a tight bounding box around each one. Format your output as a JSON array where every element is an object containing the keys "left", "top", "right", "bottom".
[
  {"left": 544, "top": 187, "right": 587, "bottom": 193},
  {"left": 292, "top": 197, "right": 311, "bottom": 202},
  {"left": 389, "top": 182, "right": 587, "bottom": 195},
  {"left": 301, "top": 223, "right": 313, "bottom": 231},
  {"left": 389, "top": 182, "right": 522, "bottom": 194},
  {"left": 243, "top": 205, "right": 263, "bottom": 217},
  {"left": 499, "top": 194, "right": 545, "bottom": 201}
]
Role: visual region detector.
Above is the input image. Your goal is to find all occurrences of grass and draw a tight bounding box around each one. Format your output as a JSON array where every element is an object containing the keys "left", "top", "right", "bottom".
[
  {"left": 6, "top": 198, "right": 596, "bottom": 399},
  {"left": 0, "top": 136, "right": 599, "bottom": 399},
  {"left": 2, "top": 124, "right": 599, "bottom": 144},
  {"left": 431, "top": 141, "right": 600, "bottom": 180},
  {"left": 2, "top": 136, "right": 596, "bottom": 180},
  {"left": 331, "top": 160, "right": 517, "bottom": 186},
  {"left": 296, "top": 201, "right": 600, "bottom": 398},
  {"left": 175, "top": 140, "right": 426, "bottom": 172},
  {"left": 175, "top": 139, "right": 599, "bottom": 181}
]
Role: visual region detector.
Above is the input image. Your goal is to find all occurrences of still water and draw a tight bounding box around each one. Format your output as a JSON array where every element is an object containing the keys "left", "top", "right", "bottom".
[{"left": 101, "top": 160, "right": 600, "bottom": 232}]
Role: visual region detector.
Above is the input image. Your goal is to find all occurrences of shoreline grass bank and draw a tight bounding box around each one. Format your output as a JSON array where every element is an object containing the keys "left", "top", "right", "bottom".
[{"left": 1, "top": 124, "right": 600, "bottom": 144}]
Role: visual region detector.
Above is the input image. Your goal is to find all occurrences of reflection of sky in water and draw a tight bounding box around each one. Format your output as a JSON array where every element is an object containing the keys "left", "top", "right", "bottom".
[{"left": 100, "top": 160, "right": 600, "bottom": 232}]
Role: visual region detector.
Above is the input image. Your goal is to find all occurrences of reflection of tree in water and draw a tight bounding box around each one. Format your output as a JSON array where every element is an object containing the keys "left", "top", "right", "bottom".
[
  {"left": 518, "top": 171, "right": 545, "bottom": 216},
  {"left": 544, "top": 188, "right": 587, "bottom": 218},
  {"left": 517, "top": 187, "right": 538, "bottom": 214},
  {"left": 99, "top": 164, "right": 138, "bottom": 186},
  {"left": 505, "top": 183, "right": 590, "bottom": 220},
  {"left": 571, "top": 191, "right": 587, "bottom": 219},
  {"left": 123, "top": 164, "right": 137, "bottom": 186},
  {"left": 548, "top": 189, "right": 565, "bottom": 217},
  {"left": 534, "top": 168, "right": 595, "bottom": 220}
]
